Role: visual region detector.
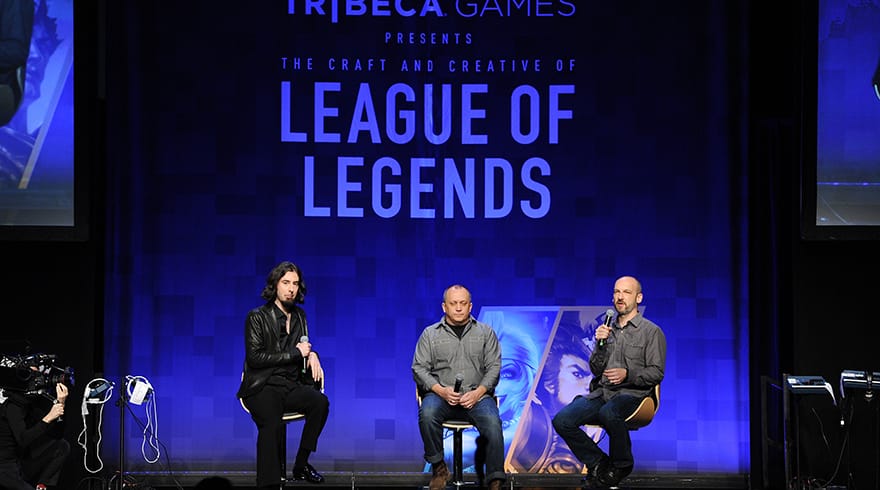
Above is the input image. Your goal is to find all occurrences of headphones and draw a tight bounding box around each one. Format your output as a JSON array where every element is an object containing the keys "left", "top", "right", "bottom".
[
  {"left": 84, "top": 378, "right": 114, "bottom": 404},
  {"left": 125, "top": 375, "right": 154, "bottom": 405}
]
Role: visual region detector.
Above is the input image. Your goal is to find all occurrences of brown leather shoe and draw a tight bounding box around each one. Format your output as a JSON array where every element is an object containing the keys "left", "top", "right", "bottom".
[
  {"left": 429, "top": 461, "right": 449, "bottom": 490},
  {"left": 488, "top": 479, "right": 503, "bottom": 490}
]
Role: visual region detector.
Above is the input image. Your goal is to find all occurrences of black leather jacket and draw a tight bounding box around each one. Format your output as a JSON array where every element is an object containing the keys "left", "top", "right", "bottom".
[{"left": 236, "top": 302, "right": 308, "bottom": 399}]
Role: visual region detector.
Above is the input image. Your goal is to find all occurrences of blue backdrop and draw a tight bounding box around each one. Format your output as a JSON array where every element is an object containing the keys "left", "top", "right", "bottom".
[{"left": 101, "top": 1, "right": 749, "bottom": 477}]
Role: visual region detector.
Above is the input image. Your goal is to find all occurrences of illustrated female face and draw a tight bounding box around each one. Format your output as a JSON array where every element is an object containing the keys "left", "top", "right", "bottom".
[
  {"left": 555, "top": 353, "right": 592, "bottom": 406},
  {"left": 497, "top": 357, "right": 533, "bottom": 418}
]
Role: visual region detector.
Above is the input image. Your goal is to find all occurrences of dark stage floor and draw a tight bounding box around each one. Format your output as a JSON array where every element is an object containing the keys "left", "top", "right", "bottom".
[{"left": 87, "top": 471, "right": 749, "bottom": 490}]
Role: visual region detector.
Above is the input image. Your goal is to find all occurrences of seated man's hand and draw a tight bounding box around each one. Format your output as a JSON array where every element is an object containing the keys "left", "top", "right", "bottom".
[
  {"left": 437, "top": 385, "right": 461, "bottom": 406},
  {"left": 458, "top": 385, "right": 487, "bottom": 409},
  {"left": 602, "top": 367, "right": 627, "bottom": 385},
  {"left": 307, "top": 354, "right": 324, "bottom": 383},
  {"left": 297, "top": 341, "right": 312, "bottom": 358}
]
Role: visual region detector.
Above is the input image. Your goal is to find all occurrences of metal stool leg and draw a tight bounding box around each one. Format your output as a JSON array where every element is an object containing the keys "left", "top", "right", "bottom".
[
  {"left": 280, "top": 424, "right": 288, "bottom": 487},
  {"left": 451, "top": 428, "right": 465, "bottom": 487}
]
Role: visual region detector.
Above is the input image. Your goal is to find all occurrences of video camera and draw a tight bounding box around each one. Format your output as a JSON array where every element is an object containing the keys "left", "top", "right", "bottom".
[{"left": 0, "top": 353, "right": 75, "bottom": 396}]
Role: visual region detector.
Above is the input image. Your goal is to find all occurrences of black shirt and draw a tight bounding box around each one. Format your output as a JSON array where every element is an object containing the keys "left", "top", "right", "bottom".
[{"left": 267, "top": 305, "right": 306, "bottom": 388}]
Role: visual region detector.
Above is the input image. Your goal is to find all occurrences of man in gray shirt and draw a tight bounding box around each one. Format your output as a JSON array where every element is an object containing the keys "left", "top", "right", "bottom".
[
  {"left": 412, "top": 285, "right": 505, "bottom": 490},
  {"left": 552, "top": 276, "right": 666, "bottom": 488}
]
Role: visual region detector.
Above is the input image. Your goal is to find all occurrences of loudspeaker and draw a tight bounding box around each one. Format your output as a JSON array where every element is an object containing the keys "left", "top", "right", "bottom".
[
  {"left": 783, "top": 374, "right": 845, "bottom": 489},
  {"left": 840, "top": 387, "right": 879, "bottom": 489}
]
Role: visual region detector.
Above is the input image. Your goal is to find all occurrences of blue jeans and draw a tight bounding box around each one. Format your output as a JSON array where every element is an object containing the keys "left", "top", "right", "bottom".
[
  {"left": 551, "top": 394, "right": 642, "bottom": 469},
  {"left": 418, "top": 393, "right": 505, "bottom": 483}
]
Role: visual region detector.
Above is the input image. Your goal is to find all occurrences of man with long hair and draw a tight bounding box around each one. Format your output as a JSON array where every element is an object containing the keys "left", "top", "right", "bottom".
[{"left": 237, "top": 261, "right": 330, "bottom": 489}]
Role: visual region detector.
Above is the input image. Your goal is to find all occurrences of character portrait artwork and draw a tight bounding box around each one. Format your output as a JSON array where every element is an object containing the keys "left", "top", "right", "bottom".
[
  {"left": 0, "top": 0, "right": 72, "bottom": 226},
  {"left": 505, "top": 307, "right": 610, "bottom": 474}
]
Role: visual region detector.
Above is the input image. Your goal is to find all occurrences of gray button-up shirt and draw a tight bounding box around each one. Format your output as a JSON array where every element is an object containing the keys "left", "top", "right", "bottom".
[
  {"left": 412, "top": 316, "right": 501, "bottom": 398},
  {"left": 588, "top": 311, "right": 666, "bottom": 401}
]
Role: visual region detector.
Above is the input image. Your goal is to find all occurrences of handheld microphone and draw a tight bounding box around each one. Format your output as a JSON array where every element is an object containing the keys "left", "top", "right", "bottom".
[
  {"left": 599, "top": 309, "right": 614, "bottom": 347},
  {"left": 300, "top": 336, "right": 309, "bottom": 373},
  {"left": 453, "top": 373, "right": 463, "bottom": 393},
  {"left": 874, "top": 63, "right": 880, "bottom": 101}
]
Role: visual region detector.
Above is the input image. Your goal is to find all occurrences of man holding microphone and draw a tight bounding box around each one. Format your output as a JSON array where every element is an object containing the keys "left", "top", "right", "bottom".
[{"left": 552, "top": 276, "right": 666, "bottom": 488}]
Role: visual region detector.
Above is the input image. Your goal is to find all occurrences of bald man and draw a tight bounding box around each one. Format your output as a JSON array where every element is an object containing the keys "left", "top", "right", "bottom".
[
  {"left": 412, "top": 285, "right": 505, "bottom": 490},
  {"left": 551, "top": 276, "right": 666, "bottom": 488}
]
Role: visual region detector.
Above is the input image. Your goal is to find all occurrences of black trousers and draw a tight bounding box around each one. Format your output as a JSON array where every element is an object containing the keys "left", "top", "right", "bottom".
[
  {"left": 23, "top": 437, "right": 70, "bottom": 486},
  {"left": 0, "top": 437, "right": 70, "bottom": 489},
  {"left": 244, "top": 383, "right": 329, "bottom": 487},
  {"left": 0, "top": 461, "right": 31, "bottom": 490}
]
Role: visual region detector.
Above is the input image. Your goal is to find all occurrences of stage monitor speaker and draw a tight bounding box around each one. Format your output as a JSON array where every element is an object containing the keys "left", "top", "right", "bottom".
[
  {"left": 839, "top": 369, "right": 879, "bottom": 489},
  {"left": 783, "top": 374, "right": 845, "bottom": 489}
]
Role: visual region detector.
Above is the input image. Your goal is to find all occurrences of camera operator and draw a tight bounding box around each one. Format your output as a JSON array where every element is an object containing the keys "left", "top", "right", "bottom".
[{"left": 0, "top": 380, "right": 70, "bottom": 490}]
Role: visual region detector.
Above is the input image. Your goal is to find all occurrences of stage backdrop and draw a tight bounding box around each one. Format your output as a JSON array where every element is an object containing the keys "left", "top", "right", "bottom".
[{"left": 100, "top": 1, "right": 749, "bottom": 477}]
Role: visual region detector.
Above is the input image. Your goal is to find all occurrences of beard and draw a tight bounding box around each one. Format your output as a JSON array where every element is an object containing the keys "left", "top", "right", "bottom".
[
  {"left": 616, "top": 302, "right": 633, "bottom": 315},
  {"left": 279, "top": 298, "right": 297, "bottom": 312}
]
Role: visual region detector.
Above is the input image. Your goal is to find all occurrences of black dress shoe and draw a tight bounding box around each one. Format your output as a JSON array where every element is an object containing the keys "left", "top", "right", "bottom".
[
  {"left": 292, "top": 463, "right": 325, "bottom": 483},
  {"left": 585, "top": 456, "right": 609, "bottom": 482},
  {"left": 582, "top": 457, "right": 609, "bottom": 488},
  {"left": 599, "top": 464, "right": 632, "bottom": 487}
]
